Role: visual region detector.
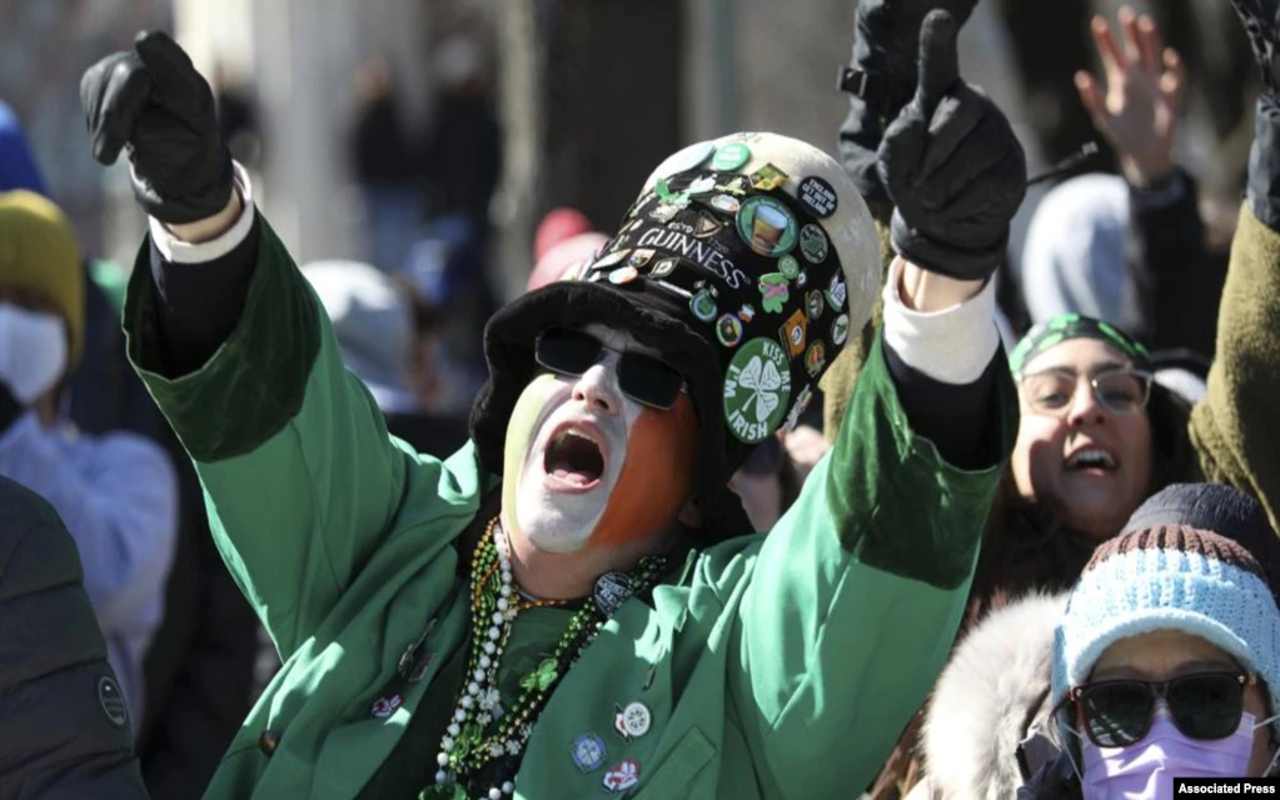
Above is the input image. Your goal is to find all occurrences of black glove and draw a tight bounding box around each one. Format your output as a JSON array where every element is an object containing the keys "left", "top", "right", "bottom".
[
  {"left": 1230, "top": 1, "right": 1280, "bottom": 230},
  {"left": 81, "top": 31, "right": 233, "bottom": 224},
  {"left": 1230, "top": 0, "right": 1280, "bottom": 92},
  {"left": 839, "top": 0, "right": 978, "bottom": 213},
  {"left": 877, "top": 10, "right": 1026, "bottom": 281}
]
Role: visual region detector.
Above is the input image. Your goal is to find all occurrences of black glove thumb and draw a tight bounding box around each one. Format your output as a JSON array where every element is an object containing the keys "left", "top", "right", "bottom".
[
  {"left": 80, "top": 31, "right": 232, "bottom": 224},
  {"left": 134, "top": 30, "right": 210, "bottom": 124}
]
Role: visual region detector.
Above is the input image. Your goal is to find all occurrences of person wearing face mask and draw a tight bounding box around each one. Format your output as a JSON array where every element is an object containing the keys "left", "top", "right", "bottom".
[
  {"left": 78, "top": 11, "right": 1023, "bottom": 799},
  {"left": 907, "top": 482, "right": 1280, "bottom": 798},
  {"left": 1041, "top": 482, "right": 1280, "bottom": 796},
  {"left": 0, "top": 189, "right": 178, "bottom": 729}
]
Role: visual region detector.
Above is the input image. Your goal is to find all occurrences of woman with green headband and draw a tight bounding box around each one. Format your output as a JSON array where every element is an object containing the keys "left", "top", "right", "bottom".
[{"left": 975, "top": 311, "right": 1196, "bottom": 614}]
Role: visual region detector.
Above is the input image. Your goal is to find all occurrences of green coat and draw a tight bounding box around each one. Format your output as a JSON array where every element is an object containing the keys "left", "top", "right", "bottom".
[{"left": 123, "top": 214, "right": 1015, "bottom": 799}]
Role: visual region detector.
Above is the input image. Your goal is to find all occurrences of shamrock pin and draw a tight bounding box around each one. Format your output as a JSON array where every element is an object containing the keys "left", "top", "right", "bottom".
[
  {"left": 723, "top": 338, "right": 792, "bottom": 444},
  {"left": 520, "top": 658, "right": 560, "bottom": 693},
  {"left": 758, "top": 272, "right": 790, "bottom": 314},
  {"left": 738, "top": 354, "right": 785, "bottom": 423}
]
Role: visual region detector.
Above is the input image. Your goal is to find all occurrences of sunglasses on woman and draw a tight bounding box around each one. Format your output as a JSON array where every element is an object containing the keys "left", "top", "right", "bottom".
[
  {"left": 533, "top": 327, "right": 685, "bottom": 410},
  {"left": 1019, "top": 366, "right": 1153, "bottom": 418},
  {"left": 1068, "top": 671, "right": 1253, "bottom": 748}
]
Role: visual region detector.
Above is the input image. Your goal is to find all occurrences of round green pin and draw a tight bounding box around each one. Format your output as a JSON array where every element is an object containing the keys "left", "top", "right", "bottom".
[
  {"left": 722, "top": 337, "right": 792, "bottom": 444},
  {"left": 712, "top": 142, "right": 751, "bottom": 172},
  {"left": 690, "top": 288, "right": 718, "bottom": 322},
  {"left": 799, "top": 224, "right": 829, "bottom": 264}
]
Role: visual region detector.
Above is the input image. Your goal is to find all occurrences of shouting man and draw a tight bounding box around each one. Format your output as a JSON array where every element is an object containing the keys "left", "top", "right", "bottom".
[{"left": 80, "top": 12, "right": 1021, "bottom": 798}]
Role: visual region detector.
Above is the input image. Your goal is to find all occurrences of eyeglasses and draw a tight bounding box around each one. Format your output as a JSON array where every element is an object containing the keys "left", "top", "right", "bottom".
[
  {"left": 1019, "top": 366, "right": 1153, "bottom": 418},
  {"left": 1068, "top": 671, "right": 1253, "bottom": 748},
  {"left": 533, "top": 328, "right": 685, "bottom": 410}
]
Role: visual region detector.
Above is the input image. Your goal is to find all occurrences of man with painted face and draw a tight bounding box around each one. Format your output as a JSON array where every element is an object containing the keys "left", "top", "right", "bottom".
[{"left": 79, "top": 12, "right": 1021, "bottom": 798}]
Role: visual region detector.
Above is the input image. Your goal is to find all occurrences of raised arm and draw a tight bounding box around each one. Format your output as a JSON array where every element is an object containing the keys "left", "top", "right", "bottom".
[
  {"left": 1070, "top": 9, "right": 1222, "bottom": 355},
  {"left": 1189, "top": 1, "right": 1280, "bottom": 530},
  {"left": 80, "top": 33, "right": 473, "bottom": 659},
  {"left": 827, "top": 0, "right": 980, "bottom": 436},
  {"left": 725, "top": 13, "right": 1023, "bottom": 795}
]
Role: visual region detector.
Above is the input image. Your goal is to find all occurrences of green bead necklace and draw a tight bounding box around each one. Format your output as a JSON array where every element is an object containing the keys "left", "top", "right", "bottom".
[{"left": 423, "top": 518, "right": 666, "bottom": 800}]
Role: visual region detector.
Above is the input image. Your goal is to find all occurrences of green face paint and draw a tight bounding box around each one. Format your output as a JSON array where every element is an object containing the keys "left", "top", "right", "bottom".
[{"left": 501, "top": 373, "right": 564, "bottom": 535}]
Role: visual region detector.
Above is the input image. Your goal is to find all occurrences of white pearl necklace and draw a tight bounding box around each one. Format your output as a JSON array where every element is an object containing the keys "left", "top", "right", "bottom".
[{"left": 435, "top": 524, "right": 520, "bottom": 798}]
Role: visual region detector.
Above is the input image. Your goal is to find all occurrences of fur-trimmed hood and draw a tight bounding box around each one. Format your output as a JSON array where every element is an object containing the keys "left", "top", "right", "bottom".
[{"left": 916, "top": 592, "right": 1070, "bottom": 799}]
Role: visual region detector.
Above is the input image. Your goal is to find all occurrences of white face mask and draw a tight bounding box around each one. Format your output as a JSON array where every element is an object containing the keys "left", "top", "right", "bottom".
[{"left": 0, "top": 302, "right": 67, "bottom": 405}]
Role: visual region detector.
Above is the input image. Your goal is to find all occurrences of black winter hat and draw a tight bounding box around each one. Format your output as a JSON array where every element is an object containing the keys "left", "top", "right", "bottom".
[
  {"left": 1123, "top": 482, "right": 1280, "bottom": 603},
  {"left": 470, "top": 133, "right": 881, "bottom": 519}
]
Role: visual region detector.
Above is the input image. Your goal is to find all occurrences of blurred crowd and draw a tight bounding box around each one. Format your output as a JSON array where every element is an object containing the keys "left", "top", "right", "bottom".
[{"left": 3, "top": 1, "right": 1280, "bottom": 798}]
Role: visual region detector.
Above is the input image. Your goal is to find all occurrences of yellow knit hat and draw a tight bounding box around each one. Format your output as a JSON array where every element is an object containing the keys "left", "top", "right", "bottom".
[{"left": 0, "top": 190, "right": 83, "bottom": 366}]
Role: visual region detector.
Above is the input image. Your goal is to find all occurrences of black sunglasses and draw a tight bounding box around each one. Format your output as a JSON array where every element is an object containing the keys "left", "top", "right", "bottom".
[
  {"left": 1069, "top": 671, "right": 1252, "bottom": 748},
  {"left": 533, "top": 328, "right": 685, "bottom": 410}
]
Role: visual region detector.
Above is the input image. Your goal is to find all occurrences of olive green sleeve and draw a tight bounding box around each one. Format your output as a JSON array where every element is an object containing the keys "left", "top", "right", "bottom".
[
  {"left": 1190, "top": 204, "right": 1280, "bottom": 530},
  {"left": 821, "top": 219, "right": 894, "bottom": 439}
]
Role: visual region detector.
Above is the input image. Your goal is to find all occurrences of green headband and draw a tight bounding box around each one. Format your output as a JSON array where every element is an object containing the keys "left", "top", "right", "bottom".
[{"left": 1008, "top": 313, "right": 1150, "bottom": 376}]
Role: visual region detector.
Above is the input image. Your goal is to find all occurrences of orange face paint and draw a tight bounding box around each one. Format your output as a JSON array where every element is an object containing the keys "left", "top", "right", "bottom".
[{"left": 588, "top": 392, "right": 699, "bottom": 549}]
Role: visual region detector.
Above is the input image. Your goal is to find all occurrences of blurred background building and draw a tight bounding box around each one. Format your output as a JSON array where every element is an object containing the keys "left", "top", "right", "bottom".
[
  {"left": 0, "top": 0, "right": 1258, "bottom": 387},
  {"left": 0, "top": 5, "right": 1260, "bottom": 794}
]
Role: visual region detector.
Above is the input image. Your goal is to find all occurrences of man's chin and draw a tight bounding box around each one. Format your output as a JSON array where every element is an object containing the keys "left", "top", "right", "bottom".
[
  {"left": 514, "top": 492, "right": 605, "bottom": 555},
  {"left": 524, "top": 531, "right": 591, "bottom": 555}
]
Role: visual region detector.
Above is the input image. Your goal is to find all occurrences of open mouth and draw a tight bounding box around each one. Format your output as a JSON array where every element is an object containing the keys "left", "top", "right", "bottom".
[
  {"left": 1064, "top": 447, "right": 1118, "bottom": 473},
  {"left": 543, "top": 426, "right": 606, "bottom": 491}
]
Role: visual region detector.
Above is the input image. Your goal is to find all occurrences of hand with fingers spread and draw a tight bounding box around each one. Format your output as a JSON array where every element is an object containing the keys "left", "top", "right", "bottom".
[
  {"left": 80, "top": 31, "right": 233, "bottom": 225},
  {"left": 1075, "top": 7, "right": 1185, "bottom": 188},
  {"left": 877, "top": 10, "right": 1027, "bottom": 282}
]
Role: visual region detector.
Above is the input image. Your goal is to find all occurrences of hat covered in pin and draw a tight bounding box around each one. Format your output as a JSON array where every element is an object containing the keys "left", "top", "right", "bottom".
[{"left": 470, "top": 132, "right": 880, "bottom": 516}]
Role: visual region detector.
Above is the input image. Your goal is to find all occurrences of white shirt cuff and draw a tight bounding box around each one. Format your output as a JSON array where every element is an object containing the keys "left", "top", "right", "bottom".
[
  {"left": 148, "top": 161, "right": 256, "bottom": 264},
  {"left": 881, "top": 257, "right": 1000, "bottom": 385}
]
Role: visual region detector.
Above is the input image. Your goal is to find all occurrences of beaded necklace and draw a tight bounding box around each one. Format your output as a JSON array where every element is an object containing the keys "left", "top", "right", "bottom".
[{"left": 424, "top": 517, "right": 667, "bottom": 800}]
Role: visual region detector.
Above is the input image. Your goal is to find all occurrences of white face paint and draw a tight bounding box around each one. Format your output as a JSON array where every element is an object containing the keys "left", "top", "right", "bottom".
[{"left": 508, "top": 324, "right": 653, "bottom": 554}]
